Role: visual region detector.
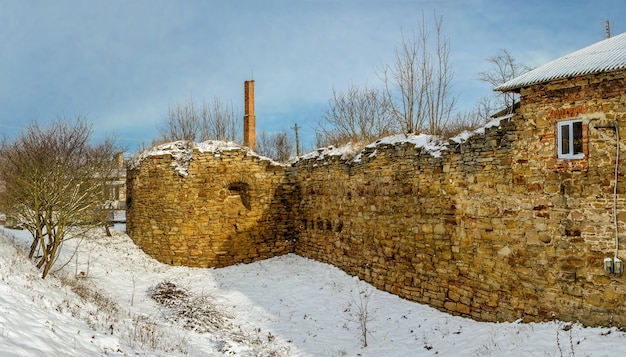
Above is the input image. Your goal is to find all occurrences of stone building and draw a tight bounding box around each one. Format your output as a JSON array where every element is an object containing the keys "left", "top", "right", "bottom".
[{"left": 127, "top": 33, "right": 626, "bottom": 326}]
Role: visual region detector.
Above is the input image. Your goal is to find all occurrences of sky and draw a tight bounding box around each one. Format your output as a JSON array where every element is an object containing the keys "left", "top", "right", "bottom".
[{"left": 1, "top": 0, "right": 625, "bottom": 153}]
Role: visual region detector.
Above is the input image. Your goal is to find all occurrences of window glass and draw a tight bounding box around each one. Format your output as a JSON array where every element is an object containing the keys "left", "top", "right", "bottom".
[
  {"left": 573, "top": 121, "right": 583, "bottom": 155},
  {"left": 557, "top": 119, "right": 584, "bottom": 159},
  {"left": 561, "top": 124, "right": 570, "bottom": 156}
]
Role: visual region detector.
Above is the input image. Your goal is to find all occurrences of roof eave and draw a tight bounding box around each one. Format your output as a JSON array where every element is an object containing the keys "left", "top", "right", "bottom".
[
  {"left": 496, "top": 67, "right": 626, "bottom": 93},
  {"left": 494, "top": 85, "right": 523, "bottom": 93}
]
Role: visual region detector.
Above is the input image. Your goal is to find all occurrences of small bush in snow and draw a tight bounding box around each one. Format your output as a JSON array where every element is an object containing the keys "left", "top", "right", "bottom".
[
  {"left": 128, "top": 315, "right": 189, "bottom": 353},
  {"left": 148, "top": 281, "right": 190, "bottom": 307},
  {"left": 344, "top": 279, "right": 375, "bottom": 348},
  {"left": 149, "top": 281, "right": 231, "bottom": 333}
]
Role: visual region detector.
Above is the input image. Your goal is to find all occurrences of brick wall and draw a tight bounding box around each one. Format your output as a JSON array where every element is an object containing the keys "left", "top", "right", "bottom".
[{"left": 127, "top": 70, "right": 626, "bottom": 326}]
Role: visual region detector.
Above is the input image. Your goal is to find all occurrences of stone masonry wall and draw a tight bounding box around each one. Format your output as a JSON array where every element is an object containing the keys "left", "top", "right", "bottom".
[
  {"left": 294, "top": 70, "right": 626, "bottom": 326},
  {"left": 126, "top": 144, "right": 298, "bottom": 267},
  {"left": 127, "top": 70, "right": 626, "bottom": 326},
  {"left": 294, "top": 123, "right": 526, "bottom": 323}
]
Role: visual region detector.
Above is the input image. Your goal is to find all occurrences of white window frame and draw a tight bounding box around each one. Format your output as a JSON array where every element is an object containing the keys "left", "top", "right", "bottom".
[{"left": 557, "top": 119, "right": 584, "bottom": 159}]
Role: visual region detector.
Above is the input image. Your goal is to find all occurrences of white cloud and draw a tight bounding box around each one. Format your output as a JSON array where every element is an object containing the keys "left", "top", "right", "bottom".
[{"left": 0, "top": 0, "right": 625, "bottom": 152}]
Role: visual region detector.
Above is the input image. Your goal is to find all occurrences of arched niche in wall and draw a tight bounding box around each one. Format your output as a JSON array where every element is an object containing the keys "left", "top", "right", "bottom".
[{"left": 227, "top": 182, "right": 251, "bottom": 210}]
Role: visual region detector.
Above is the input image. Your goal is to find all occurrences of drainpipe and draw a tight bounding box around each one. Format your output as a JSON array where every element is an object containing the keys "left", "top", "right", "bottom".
[
  {"left": 613, "top": 121, "right": 620, "bottom": 260},
  {"left": 597, "top": 121, "right": 622, "bottom": 273}
]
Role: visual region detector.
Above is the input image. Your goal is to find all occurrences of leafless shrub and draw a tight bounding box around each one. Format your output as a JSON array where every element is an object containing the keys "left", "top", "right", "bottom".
[
  {"left": 149, "top": 281, "right": 190, "bottom": 307},
  {"left": 556, "top": 322, "right": 576, "bottom": 357},
  {"left": 222, "top": 326, "right": 291, "bottom": 357},
  {"left": 56, "top": 274, "right": 190, "bottom": 354},
  {"left": 344, "top": 280, "right": 375, "bottom": 347},
  {"left": 380, "top": 12, "right": 456, "bottom": 136},
  {"left": 316, "top": 84, "right": 395, "bottom": 147},
  {"left": 256, "top": 130, "right": 295, "bottom": 162},
  {"left": 130, "top": 272, "right": 137, "bottom": 307},
  {"left": 57, "top": 274, "right": 120, "bottom": 321},
  {"left": 149, "top": 281, "right": 292, "bottom": 354},
  {"left": 127, "top": 315, "right": 189, "bottom": 353},
  {"left": 149, "top": 281, "right": 231, "bottom": 334},
  {"left": 248, "top": 329, "right": 292, "bottom": 357},
  {"left": 477, "top": 49, "right": 531, "bottom": 113},
  {"left": 159, "top": 96, "right": 240, "bottom": 143},
  {"left": 440, "top": 105, "right": 492, "bottom": 139},
  {"left": 0, "top": 117, "right": 119, "bottom": 278}
]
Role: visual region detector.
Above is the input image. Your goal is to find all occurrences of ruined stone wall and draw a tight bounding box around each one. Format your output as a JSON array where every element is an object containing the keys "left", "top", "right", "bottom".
[
  {"left": 126, "top": 144, "right": 297, "bottom": 267},
  {"left": 127, "top": 70, "right": 626, "bottom": 326},
  {"left": 294, "top": 123, "right": 528, "bottom": 323},
  {"left": 294, "top": 71, "right": 626, "bottom": 326}
]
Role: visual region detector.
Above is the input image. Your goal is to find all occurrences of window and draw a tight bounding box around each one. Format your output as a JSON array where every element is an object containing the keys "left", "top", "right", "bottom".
[{"left": 557, "top": 119, "right": 584, "bottom": 159}]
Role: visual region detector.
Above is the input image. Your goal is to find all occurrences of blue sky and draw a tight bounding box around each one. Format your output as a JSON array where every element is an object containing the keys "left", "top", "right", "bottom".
[{"left": 1, "top": 0, "right": 624, "bottom": 153}]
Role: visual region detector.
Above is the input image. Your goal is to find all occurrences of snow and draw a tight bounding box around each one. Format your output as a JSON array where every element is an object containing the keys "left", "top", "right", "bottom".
[
  {"left": 450, "top": 115, "right": 511, "bottom": 144},
  {"left": 130, "top": 140, "right": 285, "bottom": 176},
  {"left": 135, "top": 117, "right": 509, "bottom": 171},
  {"left": 297, "top": 135, "right": 446, "bottom": 165},
  {"left": 297, "top": 117, "right": 513, "bottom": 165},
  {"left": 363, "top": 134, "right": 446, "bottom": 158},
  {"left": 298, "top": 142, "right": 364, "bottom": 162},
  {"left": 1, "top": 226, "right": 626, "bottom": 356}
]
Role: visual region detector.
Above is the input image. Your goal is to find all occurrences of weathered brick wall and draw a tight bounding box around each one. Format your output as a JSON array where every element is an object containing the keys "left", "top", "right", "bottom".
[
  {"left": 126, "top": 143, "right": 298, "bottom": 267},
  {"left": 127, "top": 70, "right": 626, "bottom": 326}
]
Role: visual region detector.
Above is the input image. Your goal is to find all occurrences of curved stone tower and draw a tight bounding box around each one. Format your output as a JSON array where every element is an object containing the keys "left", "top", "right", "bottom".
[{"left": 126, "top": 142, "right": 298, "bottom": 267}]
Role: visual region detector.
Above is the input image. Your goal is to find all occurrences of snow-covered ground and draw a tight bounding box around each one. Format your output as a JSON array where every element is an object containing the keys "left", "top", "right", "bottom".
[{"left": 0, "top": 225, "right": 625, "bottom": 356}]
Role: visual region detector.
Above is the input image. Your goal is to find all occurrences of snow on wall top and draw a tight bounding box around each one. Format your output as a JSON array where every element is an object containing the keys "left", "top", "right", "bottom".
[
  {"left": 131, "top": 116, "right": 510, "bottom": 174},
  {"left": 355, "top": 134, "right": 446, "bottom": 162},
  {"left": 296, "top": 116, "right": 509, "bottom": 165},
  {"left": 496, "top": 32, "right": 626, "bottom": 92},
  {"left": 298, "top": 142, "right": 366, "bottom": 162},
  {"left": 449, "top": 115, "right": 512, "bottom": 144},
  {"left": 296, "top": 135, "right": 447, "bottom": 165},
  {"left": 129, "top": 140, "right": 281, "bottom": 176}
]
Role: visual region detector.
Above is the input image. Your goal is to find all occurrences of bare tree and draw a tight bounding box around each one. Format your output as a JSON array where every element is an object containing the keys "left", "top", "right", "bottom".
[
  {"left": 316, "top": 84, "right": 394, "bottom": 147},
  {"left": 0, "top": 118, "right": 119, "bottom": 278},
  {"left": 161, "top": 98, "right": 201, "bottom": 142},
  {"left": 441, "top": 96, "right": 499, "bottom": 138},
  {"left": 472, "top": 96, "right": 498, "bottom": 123},
  {"left": 256, "top": 131, "right": 272, "bottom": 159},
  {"left": 159, "top": 97, "right": 240, "bottom": 143},
  {"left": 206, "top": 97, "right": 239, "bottom": 142},
  {"left": 477, "top": 49, "right": 530, "bottom": 113},
  {"left": 380, "top": 12, "right": 456, "bottom": 136},
  {"left": 256, "top": 130, "right": 294, "bottom": 162}
]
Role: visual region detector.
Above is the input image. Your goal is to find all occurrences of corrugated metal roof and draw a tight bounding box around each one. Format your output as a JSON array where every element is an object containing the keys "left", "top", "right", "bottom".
[{"left": 495, "top": 31, "right": 626, "bottom": 92}]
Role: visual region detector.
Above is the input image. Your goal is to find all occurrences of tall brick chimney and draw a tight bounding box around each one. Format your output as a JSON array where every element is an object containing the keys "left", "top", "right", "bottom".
[{"left": 243, "top": 80, "right": 256, "bottom": 150}]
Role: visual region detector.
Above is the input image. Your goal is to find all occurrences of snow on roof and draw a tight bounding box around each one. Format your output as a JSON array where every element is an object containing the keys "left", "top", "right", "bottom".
[{"left": 496, "top": 32, "right": 626, "bottom": 91}]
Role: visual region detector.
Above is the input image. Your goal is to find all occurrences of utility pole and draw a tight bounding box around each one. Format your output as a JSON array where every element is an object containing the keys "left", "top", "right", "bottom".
[
  {"left": 292, "top": 124, "right": 300, "bottom": 157},
  {"left": 605, "top": 20, "right": 611, "bottom": 39}
]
